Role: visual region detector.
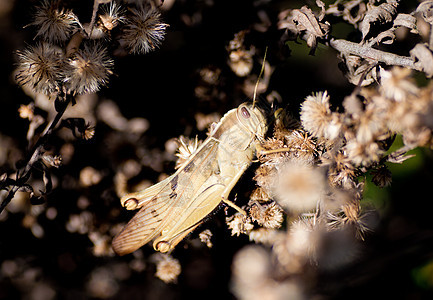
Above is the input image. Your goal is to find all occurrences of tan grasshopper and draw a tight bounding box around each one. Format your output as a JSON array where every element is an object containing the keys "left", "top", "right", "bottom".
[{"left": 112, "top": 102, "right": 269, "bottom": 255}]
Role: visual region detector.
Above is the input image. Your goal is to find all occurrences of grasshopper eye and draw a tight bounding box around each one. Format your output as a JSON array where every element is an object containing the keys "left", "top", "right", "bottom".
[{"left": 241, "top": 107, "right": 250, "bottom": 119}]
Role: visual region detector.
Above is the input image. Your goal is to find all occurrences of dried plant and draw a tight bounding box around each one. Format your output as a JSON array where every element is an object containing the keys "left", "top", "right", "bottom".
[{"left": 2, "top": 0, "right": 433, "bottom": 299}]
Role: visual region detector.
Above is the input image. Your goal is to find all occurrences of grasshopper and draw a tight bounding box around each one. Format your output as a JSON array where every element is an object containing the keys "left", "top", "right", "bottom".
[{"left": 112, "top": 102, "right": 269, "bottom": 255}]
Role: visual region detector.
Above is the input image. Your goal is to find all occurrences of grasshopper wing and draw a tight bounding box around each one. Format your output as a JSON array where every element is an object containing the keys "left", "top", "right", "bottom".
[{"left": 112, "top": 139, "right": 220, "bottom": 255}]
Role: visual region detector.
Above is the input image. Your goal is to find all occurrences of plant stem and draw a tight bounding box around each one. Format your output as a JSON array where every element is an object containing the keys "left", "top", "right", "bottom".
[{"left": 0, "top": 94, "right": 72, "bottom": 214}]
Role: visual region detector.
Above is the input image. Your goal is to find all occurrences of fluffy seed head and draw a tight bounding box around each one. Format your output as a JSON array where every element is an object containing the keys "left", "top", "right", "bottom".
[
  {"left": 99, "top": 1, "right": 125, "bottom": 31},
  {"left": 30, "top": 0, "right": 80, "bottom": 43},
  {"left": 226, "top": 212, "right": 254, "bottom": 236},
  {"left": 271, "top": 161, "right": 326, "bottom": 213},
  {"left": 63, "top": 43, "right": 113, "bottom": 95},
  {"left": 228, "top": 49, "right": 253, "bottom": 77},
  {"left": 15, "top": 43, "right": 64, "bottom": 95},
  {"left": 345, "top": 140, "right": 382, "bottom": 166},
  {"left": 301, "top": 91, "right": 340, "bottom": 140},
  {"left": 175, "top": 136, "right": 202, "bottom": 169},
  {"left": 121, "top": 7, "right": 168, "bottom": 54},
  {"left": 154, "top": 255, "right": 181, "bottom": 284},
  {"left": 380, "top": 67, "right": 419, "bottom": 102}
]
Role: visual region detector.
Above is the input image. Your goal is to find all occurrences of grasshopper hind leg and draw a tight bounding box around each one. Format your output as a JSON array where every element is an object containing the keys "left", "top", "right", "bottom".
[
  {"left": 221, "top": 197, "right": 246, "bottom": 215},
  {"left": 153, "top": 222, "right": 203, "bottom": 253}
]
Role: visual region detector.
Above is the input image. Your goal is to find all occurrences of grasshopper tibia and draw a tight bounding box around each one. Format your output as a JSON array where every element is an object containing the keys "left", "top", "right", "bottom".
[
  {"left": 256, "top": 143, "right": 291, "bottom": 158},
  {"left": 222, "top": 197, "right": 246, "bottom": 215}
]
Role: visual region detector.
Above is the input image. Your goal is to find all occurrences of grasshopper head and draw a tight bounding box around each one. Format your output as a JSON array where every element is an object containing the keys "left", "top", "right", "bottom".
[{"left": 236, "top": 102, "right": 268, "bottom": 142}]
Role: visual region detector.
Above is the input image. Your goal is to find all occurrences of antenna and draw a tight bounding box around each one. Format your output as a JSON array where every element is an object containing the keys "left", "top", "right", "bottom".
[{"left": 253, "top": 47, "right": 268, "bottom": 108}]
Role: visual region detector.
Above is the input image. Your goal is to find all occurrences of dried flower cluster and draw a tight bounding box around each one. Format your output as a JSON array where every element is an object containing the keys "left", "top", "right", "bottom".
[
  {"left": 230, "top": 1, "right": 433, "bottom": 298},
  {"left": 3, "top": 0, "right": 168, "bottom": 220}
]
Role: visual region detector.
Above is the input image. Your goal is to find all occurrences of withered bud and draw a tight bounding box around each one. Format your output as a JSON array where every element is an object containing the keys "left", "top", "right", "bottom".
[
  {"left": 83, "top": 124, "right": 96, "bottom": 140},
  {"left": 42, "top": 154, "right": 62, "bottom": 168},
  {"left": 371, "top": 166, "right": 392, "bottom": 188},
  {"left": 18, "top": 103, "right": 35, "bottom": 120}
]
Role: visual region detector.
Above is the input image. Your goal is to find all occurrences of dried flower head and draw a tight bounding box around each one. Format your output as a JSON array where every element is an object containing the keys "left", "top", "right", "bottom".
[
  {"left": 15, "top": 43, "right": 64, "bottom": 95},
  {"left": 371, "top": 165, "right": 392, "bottom": 188},
  {"left": 232, "top": 245, "right": 303, "bottom": 300},
  {"left": 228, "top": 49, "right": 254, "bottom": 77},
  {"left": 321, "top": 152, "right": 357, "bottom": 189},
  {"left": 83, "top": 123, "right": 96, "bottom": 140},
  {"left": 18, "top": 103, "right": 35, "bottom": 120},
  {"left": 285, "top": 130, "right": 317, "bottom": 163},
  {"left": 379, "top": 67, "right": 419, "bottom": 102},
  {"left": 249, "top": 201, "right": 283, "bottom": 229},
  {"left": 345, "top": 140, "right": 382, "bottom": 166},
  {"left": 63, "top": 43, "right": 113, "bottom": 94},
  {"left": 272, "top": 217, "right": 316, "bottom": 273},
  {"left": 175, "top": 136, "right": 202, "bottom": 169},
  {"left": 79, "top": 166, "right": 102, "bottom": 187},
  {"left": 301, "top": 91, "right": 342, "bottom": 140},
  {"left": 199, "top": 229, "right": 213, "bottom": 248},
  {"left": 249, "top": 228, "right": 281, "bottom": 245},
  {"left": 271, "top": 161, "right": 326, "bottom": 213},
  {"left": 326, "top": 202, "right": 370, "bottom": 240},
  {"left": 250, "top": 187, "right": 271, "bottom": 202},
  {"left": 226, "top": 212, "right": 254, "bottom": 236},
  {"left": 29, "top": 0, "right": 80, "bottom": 43},
  {"left": 232, "top": 245, "right": 270, "bottom": 287},
  {"left": 41, "top": 154, "right": 62, "bottom": 168},
  {"left": 121, "top": 7, "right": 168, "bottom": 54},
  {"left": 99, "top": 1, "right": 125, "bottom": 31},
  {"left": 355, "top": 108, "right": 385, "bottom": 144},
  {"left": 154, "top": 255, "right": 181, "bottom": 284}
]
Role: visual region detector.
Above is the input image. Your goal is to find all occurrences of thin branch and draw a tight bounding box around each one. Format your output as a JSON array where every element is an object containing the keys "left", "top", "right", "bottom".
[{"left": 329, "top": 39, "right": 421, "bottom": 71}]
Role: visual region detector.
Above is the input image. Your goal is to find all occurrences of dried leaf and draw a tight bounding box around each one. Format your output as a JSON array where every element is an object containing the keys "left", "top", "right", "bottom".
[
  {"left": 27, "top": 115, "right": 45, "bottom": 143},
  {"left": 340, "top": 54, "right": 378, "bottom": 86},
  {"left": 291, "top": 6, "right": 325, "bottom": 37},
  {"left": 60, "top": 118, "right": 87, "bottom": 138},
  {"left": 42, "top": 169, "right": 53, "bottom": 195},
  {"left": 360, "top": 2, "right": 398, "bottom": 41},
  {"left": 416, "top": 1, "right": 433, "bottom": 24},
  {"left": 387, "top": 152, "right": 416, "bottom": 164},
  {"left": 327, "top": 1, "right": 367, "bottom": 26},
  {"left": 316, "top": 0, "right": 326, "bottom": 21},
  {"left": 285, "top": 5, "right": 330, "bottom": 54},
  {"left": 394, "top": 13, "right": 418, "bottom": 33},
  {"left": 18, "top": 184, "right": 34, "bottom": 193},
  {"left": 410, "top": 43, "right": 433, "bottom": 77},
  {"left": 376, "top": 29, "right": 395, "bottom": 44}
]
